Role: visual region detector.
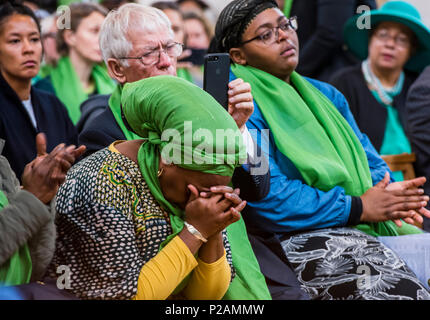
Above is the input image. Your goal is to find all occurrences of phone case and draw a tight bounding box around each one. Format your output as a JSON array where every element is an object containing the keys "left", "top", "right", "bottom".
[{"left": 203, "top": 53, "right": 231, "bottom": 109}]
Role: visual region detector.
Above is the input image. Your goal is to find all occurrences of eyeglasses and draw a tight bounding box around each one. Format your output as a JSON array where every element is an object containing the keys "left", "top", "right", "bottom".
[
  {"left": 119, "top": 42, "right": 184, "bottom": 66},
  {"left": 373, "top": 29, "right": 411, "bottom": 48},
  {"left": 241, "top": 16, "right": 298, "bottom": 46}
]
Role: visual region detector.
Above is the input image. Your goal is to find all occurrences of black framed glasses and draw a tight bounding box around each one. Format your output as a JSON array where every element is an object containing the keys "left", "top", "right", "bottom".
[
  {"left": 241, "top": 16, "right": 298, "bottom": 46},
  {"left": 119, "top": 42, "right": 184, "bottom": 66}
]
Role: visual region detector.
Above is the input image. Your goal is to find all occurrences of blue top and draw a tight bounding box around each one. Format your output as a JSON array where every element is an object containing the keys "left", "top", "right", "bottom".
[{"left": 230, "top": 71, "right": 394, "bottom": 234}]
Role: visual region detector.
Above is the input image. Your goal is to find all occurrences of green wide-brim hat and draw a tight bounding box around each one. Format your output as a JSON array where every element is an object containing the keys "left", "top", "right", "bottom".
[{"left": 344, "top": 1, "right": 430, "bottom": 73}]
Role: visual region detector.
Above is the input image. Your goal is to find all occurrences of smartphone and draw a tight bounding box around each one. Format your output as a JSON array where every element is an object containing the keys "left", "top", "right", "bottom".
[
  {"left": 180, "top": 48, "right": 207, "bottom": 66},
  {"left": 203, "top": 53, "right": 230, "bottom": 109}
]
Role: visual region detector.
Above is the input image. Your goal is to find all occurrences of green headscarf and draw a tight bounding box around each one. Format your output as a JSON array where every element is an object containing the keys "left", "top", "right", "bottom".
[
  {"left": 0, "top": 191, "right": 32, "bottom": 286},
  {"left": 109, "top": 68, "right": 194, "bottom": 142},
  {"left": 122, "top": 75, "right": 271, "bottom": 300},
  {"left": 231, "top": 64, "right": 422, "bottom": 237},
  {"left": 48, "top": 56, "right": 116, "bottom": 124}
]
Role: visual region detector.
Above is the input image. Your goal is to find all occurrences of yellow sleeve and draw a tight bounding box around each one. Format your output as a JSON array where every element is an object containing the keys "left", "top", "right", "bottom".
[
  {"left": 183, "top": 251, "right": 231, "bottom": 300},
  {"left": 133, "top": 235, "right": 198, "bottom": 300}
]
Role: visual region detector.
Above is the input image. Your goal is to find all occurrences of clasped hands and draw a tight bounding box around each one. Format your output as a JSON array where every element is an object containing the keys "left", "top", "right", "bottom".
[
  {"left": 184, "top": 185, "right": 246, "bottom": 241},
  {"left": 361, "top": 172, "right": 430, "bottom": 228}
]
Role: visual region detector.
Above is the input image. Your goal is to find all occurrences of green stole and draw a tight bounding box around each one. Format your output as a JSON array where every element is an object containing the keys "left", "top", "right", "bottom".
[
  {"left": 109, "top": 70, "right": 193, "bottom": 141},
  {"left": 231, "top": 64, "right": 422, "bottom": 237},
  {"left": 373, "top": 91, "right": 412, "bottom": 182},
  {"left": 176, "top": 68, "right": 194, "bottom": 83},
  {"left": 49, "top": 56, "right": 116, "bottom": 124},
  {"left": 109, "top": 85, "right": 142, "bottom": 141},
  {"left": 283, "top": 0, "right": 294, "bottom": 17},
  {"left": 0, "top": 191, "right": 32, "bottom": 286}
]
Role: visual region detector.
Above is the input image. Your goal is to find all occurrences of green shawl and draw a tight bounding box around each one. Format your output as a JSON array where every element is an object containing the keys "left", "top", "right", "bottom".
[
  {"left": 231, "top": 64, "right": 422, "bottom": 237},
  {"left": 49, "top": 56, "right": 116, "bottom": 124},
  {"left": 0, "top": 191, "right": 32, "bottom": 286},
  {"left": 109, "top": 68, "right": 195, "bottom": 142},
  {"left": 122, "top": 75, "right": 271, "bottom": 300},
  {"left": 109, "top": 85, "right": 142, "bottom": 141},
  {"left": 283, "top": 0, "right": 294, "bottom": 17},
  {"left": 176, "top": 68, "right": 194, "bottom": 83}
]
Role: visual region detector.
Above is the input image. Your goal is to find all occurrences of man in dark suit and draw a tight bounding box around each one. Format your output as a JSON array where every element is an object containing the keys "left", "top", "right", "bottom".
[{"left": 406, "top": 65, "right": 430, "bottom": 231}]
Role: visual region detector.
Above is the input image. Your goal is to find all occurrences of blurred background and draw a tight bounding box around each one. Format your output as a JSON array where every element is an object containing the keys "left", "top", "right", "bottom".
[{"left": 136, "top": 0, "right": 430, "bottom": 27}]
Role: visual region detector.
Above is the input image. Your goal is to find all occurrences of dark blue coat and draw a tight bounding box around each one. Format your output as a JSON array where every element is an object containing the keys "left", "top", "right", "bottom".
[
  {"left": 0, "top": 73, "right": 78, "bottom": 180},
  {"left": 406, "top": 66, "right": 430, "bottom": 231}
]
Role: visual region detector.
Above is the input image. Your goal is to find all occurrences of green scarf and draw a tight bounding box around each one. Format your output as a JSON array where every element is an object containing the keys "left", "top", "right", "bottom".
[
  {"left": 110, "top": 69, "right": 194, "bottom": 141},
  {"left": 122, "top": 75, "right": 271, "bottom": 300},
  {"left": 176, "top": 68, "right": 194, "bottom": 83},
  {"left": 49, "top": 56, "right": 116, "bottom": 124},
  {"left": 376, "top": 93, "right": 412, "bottom": 182},
  {"left": 0, "top": 191, "right": 32, "bottom": 286},
  {"left": 283, "top": 0, "right": 294, "bottom": 17},
  {"left": 231, "top": 64, "right": 422, "bottom": 237},
  {"left": 109, "top": 85, "right": 142, "bottom": 141},
  {"left": 362, "top": 60, "right": 412, "bottom": 181}
]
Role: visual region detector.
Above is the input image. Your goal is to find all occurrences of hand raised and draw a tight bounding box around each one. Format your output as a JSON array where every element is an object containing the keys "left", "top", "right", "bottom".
[
  {"left": 22, "top": 133, "right": 86, "bottom": 203},
  {"left": 227, "top": 78, "right": 254, "bottom": 132}
]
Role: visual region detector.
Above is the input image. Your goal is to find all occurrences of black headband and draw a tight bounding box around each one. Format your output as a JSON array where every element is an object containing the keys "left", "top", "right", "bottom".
[{"left": 211, "top": 0, "right": 278, "bottom": 53}]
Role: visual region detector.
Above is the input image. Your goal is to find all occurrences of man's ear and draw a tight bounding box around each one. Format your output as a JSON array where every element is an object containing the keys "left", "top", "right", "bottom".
[
  {"left": 107, "top": 58, "right": 127, "bottom": 84},
  {"left": 63, "top": 29, "right": 76, "bottom": 48},
  {"left": 229, "top": 47, "right": 247, "bottom": 65}
]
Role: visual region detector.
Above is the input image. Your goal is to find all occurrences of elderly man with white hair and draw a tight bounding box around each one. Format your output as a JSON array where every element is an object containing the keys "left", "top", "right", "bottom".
[
  {"left": 78, "top": 3, "right": 269, "bottom": 202},
  {"left": 79, "top": 4, "right": 253, "bottom": 150}
]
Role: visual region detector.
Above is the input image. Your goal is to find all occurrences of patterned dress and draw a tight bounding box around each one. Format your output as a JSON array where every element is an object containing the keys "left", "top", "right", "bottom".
[
  {"left": 281, "top": 228, "right": 430, "bottom": 300},
  {"left": 47, "top": 146, "right": 234, "bottom": 299}
]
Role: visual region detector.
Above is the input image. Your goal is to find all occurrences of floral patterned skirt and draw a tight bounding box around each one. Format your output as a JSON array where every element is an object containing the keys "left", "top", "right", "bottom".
[{"left": 281, "top": 228, "right": 430, "bottom": 300}]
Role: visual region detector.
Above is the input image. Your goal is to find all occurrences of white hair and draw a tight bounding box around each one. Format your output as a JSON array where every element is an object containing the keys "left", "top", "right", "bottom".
[
  {"left": 40, "top": 14, "right": 56, "bottom": 36},
  {"left": 99, "top": 3, "right": 173, "bottom": 67}
]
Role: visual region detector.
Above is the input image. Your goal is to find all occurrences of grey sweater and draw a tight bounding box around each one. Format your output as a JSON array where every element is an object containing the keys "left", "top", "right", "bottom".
[{"left": 0, "top": 140, "right": 56, "bottom": 282}]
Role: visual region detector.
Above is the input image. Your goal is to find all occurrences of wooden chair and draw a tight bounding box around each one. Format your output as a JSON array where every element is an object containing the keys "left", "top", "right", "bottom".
[{"left": 381, "top": 153, "right": 416, "bottom": 180}]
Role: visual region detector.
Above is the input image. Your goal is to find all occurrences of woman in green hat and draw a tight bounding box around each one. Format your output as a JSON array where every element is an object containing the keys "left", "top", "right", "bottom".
[
  {"left": 46, "top": 75, "right": 271, "bottom": 300},
  {"left": 34, "top": 2, "right": 116, "bottom": 125},
  {"left": 331, "top": 1, "right": 430, "bottom": 181}
]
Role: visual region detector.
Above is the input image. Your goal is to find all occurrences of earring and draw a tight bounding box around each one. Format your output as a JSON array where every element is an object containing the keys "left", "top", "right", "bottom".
[{"left": 157, "top": 167, "right": 164, "bottom": 178}]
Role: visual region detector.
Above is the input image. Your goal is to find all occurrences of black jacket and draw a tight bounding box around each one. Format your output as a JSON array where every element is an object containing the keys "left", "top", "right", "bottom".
[
  {"left": 292, "top": 0, "right": 377, "bottom": 81},
  {"left": 330, "top": 64, "right": 417, "bottom": 152},
  {"left": 406, "top": 66, "right": 430, "bottom": 231},
  {"left": 0, "top": 73, "right": 77, "bottom": 180},
  {"left": 78, "top": 95, "right": 270, "bottom": 203}
]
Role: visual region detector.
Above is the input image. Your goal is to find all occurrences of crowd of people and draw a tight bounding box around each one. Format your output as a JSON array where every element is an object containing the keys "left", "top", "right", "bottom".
[{"left": 0, "top": 0, "right": 430, "bottom": 300}]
